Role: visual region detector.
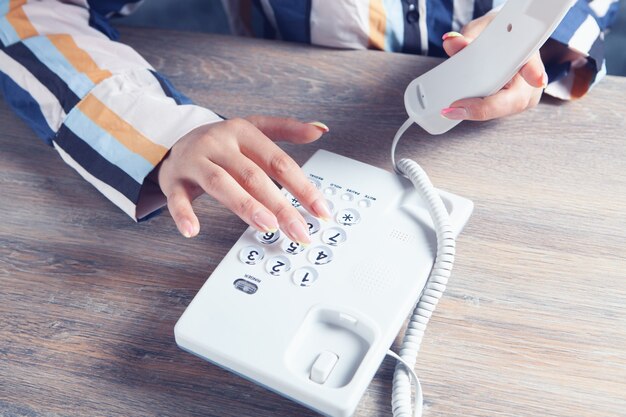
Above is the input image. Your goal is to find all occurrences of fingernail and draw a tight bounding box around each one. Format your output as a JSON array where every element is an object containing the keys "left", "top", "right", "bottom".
[
  {"left": 253, "top": 209, "right": 279, "bottom": 233},
  {"left": 441, "top": 107, "right": 469, "bottom": 120},
  {"left": 307, "top": 121, "right": 329, "bottom": 133},
  {"left": 311, "top": 198, "right": 332, "bottom": 221},
  {"left": 442, "top": 31, "right": 463, "bottom": 41},
  {"left": 287, "top": 220, "right": 311, "bottom": 245},
  {"left": 541, "top": 72, "right": 548, "bottom": 89},
  {"left": 180, "top": 219, "right": 194, "bottom": 238}
]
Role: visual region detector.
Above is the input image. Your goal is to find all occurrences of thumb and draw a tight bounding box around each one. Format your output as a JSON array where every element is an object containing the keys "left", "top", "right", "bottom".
[
  {"left": 245, "top": 115, "right": 329, "bottom": 144},
  {"left": 167, "top": 187, "right": 200, "bottom": 238},
  {"left": 442, "top": 31, "right": 470, "bottom": 57}
]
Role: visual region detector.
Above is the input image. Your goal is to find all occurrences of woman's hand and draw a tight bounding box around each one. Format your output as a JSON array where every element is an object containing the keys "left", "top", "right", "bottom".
[
  {"left": 156, "top": 116, "right": 331, "bottom": 244},
  {"left": 440, "top": 13, "right": 548, "bottom": 121}
]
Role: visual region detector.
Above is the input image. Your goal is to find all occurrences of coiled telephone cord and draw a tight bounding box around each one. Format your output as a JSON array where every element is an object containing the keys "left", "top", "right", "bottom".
[{"left": 386, "top": 118, "right": 456, "bottom": 417}]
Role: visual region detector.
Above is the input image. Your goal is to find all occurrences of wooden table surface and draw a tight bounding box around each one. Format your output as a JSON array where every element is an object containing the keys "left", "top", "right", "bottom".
[{"left": 1, "top": 28, "right": 625, "bottom": 417}]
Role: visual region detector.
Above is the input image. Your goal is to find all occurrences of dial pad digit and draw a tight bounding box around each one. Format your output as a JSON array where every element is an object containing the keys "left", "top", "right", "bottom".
[
  {"left": 336, "top": 208, "right": 360, "bottom": 226},
  {"left": 256, "top": 230, "right": 280, "bottom": 245},
  {"left": 265, "top": 256, "right": 291, "bottom": 276},
  {"left": 322, "top": 227, "right": 347, "bottom": 246},
  {"left": 303, "top": 215, "right": 321, "bottom": 235},
  {"left": 282, "top": 239, "right": 305, "bottom": 255},
  {"left": 239, "top": 245, "right": 265, "bottom": 265},
  {"left": 307, "top": 246, "right": 333, "bottom": 265},
  {"left": 292, "top": 267, "right": 318, "bottom": 287}
]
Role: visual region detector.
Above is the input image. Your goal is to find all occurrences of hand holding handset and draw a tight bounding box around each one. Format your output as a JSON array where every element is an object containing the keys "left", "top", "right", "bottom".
[
  {"left": 175, "top": 1, "right": 575, "bottom": 416},
  {"left": 405, "top": 0, "right": 575, "bottom": 134}
]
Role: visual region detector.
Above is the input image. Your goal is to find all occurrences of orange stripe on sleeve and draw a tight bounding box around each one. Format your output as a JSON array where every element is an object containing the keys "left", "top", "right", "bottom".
[
  {"left": 78, "top": 94, "right": 168, "bottom": 166},
  {"left": 47, "top": 34, "right": 113, "bottom": 84},
  {"left": 368, "top": 0, "right": 387, "bottom": 51},
  {"left": 6, "top": 2, "right": 38, "bottom": 40}
]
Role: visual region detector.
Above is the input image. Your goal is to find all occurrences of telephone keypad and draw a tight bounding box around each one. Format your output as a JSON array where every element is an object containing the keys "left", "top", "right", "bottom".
[{"left": 237, "top": 174, "right": 375, "bottom": 289}]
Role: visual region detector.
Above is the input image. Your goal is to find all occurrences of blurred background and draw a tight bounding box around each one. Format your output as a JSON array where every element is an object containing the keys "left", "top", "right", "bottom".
[{"left": 115, "top": 0, "right": 626, "bottom": 76}]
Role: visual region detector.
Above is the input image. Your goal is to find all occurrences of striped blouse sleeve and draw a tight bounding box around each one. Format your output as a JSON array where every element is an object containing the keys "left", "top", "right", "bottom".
[
  {"left": 545, "top": 0, "right": 620, "bottom": 100},
  {"left": 0, "top": 0, "right": 223, "bottom": 221}
]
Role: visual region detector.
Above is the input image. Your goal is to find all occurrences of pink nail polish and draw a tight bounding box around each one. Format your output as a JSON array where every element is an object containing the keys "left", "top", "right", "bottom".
[
  {"left": 253, "top": 210, "right": 279, "bottom": 233},
  {"left": 181, "top": 219, "right": 194, "bottom": 238},
  {"left": 311, "top": 198, "right": 332, "bottom": 221},
  {"left": 287, "top": 220, "right": 311, "bottom": 245},
  {"left": 442, "top": 31, "right": 463, "bottom": 41},
  {"left": 441, "top": 107, "right": 469, "bottom": 120},
  {"left": 307, "top": 121, "right": 329, "bottom": 133}
]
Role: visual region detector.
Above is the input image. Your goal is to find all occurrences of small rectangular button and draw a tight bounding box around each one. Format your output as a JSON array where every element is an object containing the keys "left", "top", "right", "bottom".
[{"left": 310, "top": 351, "right": 339, "bottom": 384}]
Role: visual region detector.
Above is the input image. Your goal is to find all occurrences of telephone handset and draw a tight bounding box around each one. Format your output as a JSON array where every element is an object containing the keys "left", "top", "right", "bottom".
[
  {"left": 175, "top": 1, "right": 574, "bottom": 416},
  {"left": 404, "top": 0, "right": 575, "bottom": 134}
]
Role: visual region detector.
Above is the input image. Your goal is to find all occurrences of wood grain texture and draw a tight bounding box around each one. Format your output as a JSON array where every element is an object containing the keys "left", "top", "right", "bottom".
[{"left": 1, "top": 28, "right": 625, "bottom": 417}]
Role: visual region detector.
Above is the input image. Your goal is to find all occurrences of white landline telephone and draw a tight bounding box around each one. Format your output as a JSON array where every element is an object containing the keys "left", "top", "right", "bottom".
[{"left": 174, "top": 1, "right": 574, "bottom": 416}]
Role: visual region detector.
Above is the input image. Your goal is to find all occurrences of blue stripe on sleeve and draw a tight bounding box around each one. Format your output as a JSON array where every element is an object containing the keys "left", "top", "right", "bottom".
[
  {"left": 551, "top": 1, "right": 590, "bottom": 45},
  {"left": 0, "top": 69, "right": 55, "bottom": 144},
  {"left": 427, "top": 0, "right": 453, "bottom": 57},
  {"left": 594, "top": 1, "right": 620, "bottom": 30},
  {"left": 23, "top": 36, "right": 95, "bottom": 98},
  {"left": 383, "top": 0, "right": 404, "bottom": 52},
  {"left": 268, "top": 0, "right": 311, "bottom": 43},
  {"left": 55, "top": 124, "right": 141, "bottom": 203},
  {"left": 149, "top": 70, "right": 193, "bottom": 105},
  {"left": 473, "top": 0, "right": 493, "bottom": 19},
  {"left": 86, "top": 0, "right": 143, "bottom": 17},
  {"left": 0, "top": 16, "right": 20, "bottom": 46},
  {"left": 2, "top": 41, "right": 80, "bottom": 113},
  {"left": 63, "top": 108, "right": 155, "bottom": 184},
  {"left": 0, "top": 1, "right": 9, "bottom": 16}
]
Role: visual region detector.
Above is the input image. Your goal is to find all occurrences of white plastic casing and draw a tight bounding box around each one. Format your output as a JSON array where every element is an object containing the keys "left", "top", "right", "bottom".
[
  {"left": 175, "top": 150, "right": 473, "bottom": 417},
  {"left": 405, "top": 0, "right": 575, "bottom": 134}
]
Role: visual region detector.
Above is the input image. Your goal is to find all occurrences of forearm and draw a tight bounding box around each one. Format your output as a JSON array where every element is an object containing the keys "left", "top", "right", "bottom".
[{"left": 0, "top": 0, "right": 222, "bottom": 220}]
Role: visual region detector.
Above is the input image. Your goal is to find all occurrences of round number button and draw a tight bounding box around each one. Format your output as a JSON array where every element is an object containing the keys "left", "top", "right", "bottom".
[
  {"left": 281, "top": 239, "right": 305, "bottom": 255},
  {"left": 336, "top": 208, "right": 360, "bottom": 226},
  {"left": 265, "top": 255, "right": 291, "bottom": 276},
  {"left": 358, "top": 199, "right": 372, "bottom": 208},
  {"left": 292, "top": 267, "right": 318, "bottom": 287},
  {"left": 323, "top": 187, "right": 336, "bottom": 196},
  {"left": 303, "top": 215, "right": 321, "bottom": 235},
  {"left": 256, "top": 230, "right": 280, "bottom": 245},
  {"left": 307, "top": 246, "right": 333, "bottom": 265},
  {"left": 322, "top": 227, "right": 347, "bottom": 246},
  {"left": 239, "top": 245, "right": 265, "bottom": 265},
  {"left": 341, "top": 193, "right": 354, "bottom": 201}
]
